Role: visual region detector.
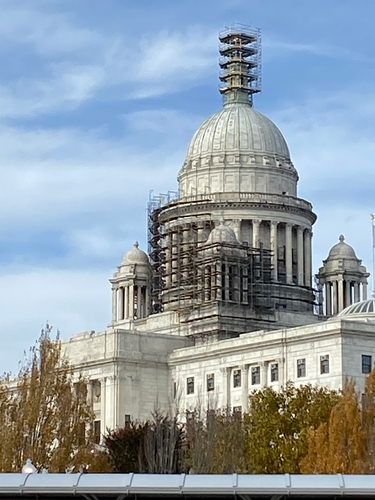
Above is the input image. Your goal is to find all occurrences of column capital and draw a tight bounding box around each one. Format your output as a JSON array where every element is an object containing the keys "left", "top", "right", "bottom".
[
  {"left": 252, "top": 218, "right": 261, "bottom": 226},
  {"left": 297, "top": 225, "right": 304, "bottom": 234},
  {"left": 286, "top": 222, "right": 293, "bottom": 229},
  {"left": 240, "top": 364, "right": 250, "bottom": 371},
  {"left": 220, "top": 367, "right": 231, "bottom": 375},
  {"left": 270, "top": 220, "right": 279, "bottom": 227}
]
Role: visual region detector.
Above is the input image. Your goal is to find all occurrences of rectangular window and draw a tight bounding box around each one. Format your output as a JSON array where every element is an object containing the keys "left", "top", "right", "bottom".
[
  {"left": 77, "top": 422, "right": 85, "bottom": 446},
  {"left": 270, "top": 363, "right": 279, "bottom": 382},
  {"left": 207, "top": 373, "right": 215, "bottom": 392},
  {"left": 297, "top": 358, "right": 306, "bottom": 378},
  {"left": 186, "top": 377, "right": 194, "bottom": 395},
  {"left": 94, "top": 420, "right": 101, "bottom": 445},
  {"left": 233, "top": 369, "right": 241, "bottom": 388},
  {"left": 125, "top": 414, "right": 131, "bottom": 428},
  {"left": 320, "top": 355, "right": 330, "bottom": 374},
  {"left": 362, "top": 355, "right": 372, "bottom": 374},
  {"left": 251, "top": 366, "right": 260, "bottom": 385}
]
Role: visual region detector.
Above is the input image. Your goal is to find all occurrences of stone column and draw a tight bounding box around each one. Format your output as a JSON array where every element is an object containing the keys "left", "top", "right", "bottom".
[
  {"left": 220, "top": 367, "right": 231, "bottom": 409},
  {"left": 240, "top": 365, "right": 249, "bottom": 412},
  {"left": 171, "top": 231, "right": 178, "bottom": 285},
  {"left": 129, "top": 285, "right": 134, "bottom": 319},
  {"left": 363, "top": 282, "right": 368, "bottom": 300},
  {"left": 332, "top": 281, "right": 338, "bottom": 315},
  {"left": 297, "top": 226, "right": 304, "bottom": 286},
  {"left": 252, "top": 219, "right": 261, "bottom": 248},
  {"left": 112, "top": 288, "right": 117, "bottom": 321},
  {"left": 345, "top": 280, "right": 351, "bottom": 308},
  {"left": 118, "top": 287, "right": 124, "bottom": 320},
  {"left": 304, "top": 229, "right": 312, "bottom": 287},
  {"left": 124, "top": 286, "right": 129, "bottom": 319},
  {"left": 325, "top": 282, "right": 331, "bottom": 316},
  {"left": 146, "top": 286, "right": 151, "bottom": 316},
  {"left": 354, "top": 282, "right": 360, "bottom": 303},
  {"left": 260, "top": 362, "right": 268, "bottom": 387},
  {"left": 285, "top": 223, "right": 293, "bottom": 284},
  {"left": 204, "top": 266, "right": 211, "bottom": 301},
  {"left": 270, "top": 220, "right": 278, "bottom": 281},
  {"left": 100, "top": 377, "right": 107, "bottom": 443},
  {"left": 165, "top": 236, "right": 171, "bottom": 288},
  {"left": 216, "top": 262, "right": 221, "bottom": 300},
  {"left": 338, "top": 278, "right": 344, "bottom": 313},
  {"left": 136, "top": 285, "right": 142, "bottom": 318}
]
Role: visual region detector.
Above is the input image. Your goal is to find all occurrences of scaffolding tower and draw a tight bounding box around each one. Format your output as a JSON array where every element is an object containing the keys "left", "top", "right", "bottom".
[{"left": 219, "top": 23, "right": 261, "bottom": 105}]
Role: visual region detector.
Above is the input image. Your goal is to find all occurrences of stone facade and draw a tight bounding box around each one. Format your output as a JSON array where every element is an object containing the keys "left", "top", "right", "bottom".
[{"left": 59, "top": 27, "right": 373, "bottom": 436}]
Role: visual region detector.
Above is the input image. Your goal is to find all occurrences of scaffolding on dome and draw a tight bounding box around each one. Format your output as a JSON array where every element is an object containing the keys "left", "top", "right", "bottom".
[
  {"left": 147, "top": 195, "right": 275, "bottom": 324},
  {"left": 219, "top": 23, "right": 262, "bottom": 104}
]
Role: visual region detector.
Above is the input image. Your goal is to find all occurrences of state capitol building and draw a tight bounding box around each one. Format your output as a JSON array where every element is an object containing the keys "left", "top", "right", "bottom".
[{"left": 62, "top": 25, "right": 375, "bottom": 436}]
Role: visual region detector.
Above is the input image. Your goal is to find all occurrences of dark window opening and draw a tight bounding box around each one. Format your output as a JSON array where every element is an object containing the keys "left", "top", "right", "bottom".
[
  {"left": 251, "top": 366, "right": 260, "bottom": 385},
  {"left": 233, "top": 369, "right": 241, "bottom": 388},
  {"left": 270, "top": 363, "right": 279, "bottom": 382},
  {"left": 187, "top": 377, "right": 195, "bottom": 395},
  {"left": 207, "top": 374, "right": 215, "bottom": 392},
  {"left": 362, "top": 355, "right": 372, "bottom": 374},
  {"left": 297, "top": 358, "right": 306, "bottom": 378}
]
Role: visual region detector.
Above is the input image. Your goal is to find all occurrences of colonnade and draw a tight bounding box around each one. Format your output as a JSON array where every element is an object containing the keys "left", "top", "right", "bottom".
[
  {"left": 324, "top": 279, "right": 367, "bottom": 316},
  {"left": 112, "top": 284, "right": 149, "bottom": 321},
  {"left": 253, "top": 219, "right": 312, "bottom": 287}
]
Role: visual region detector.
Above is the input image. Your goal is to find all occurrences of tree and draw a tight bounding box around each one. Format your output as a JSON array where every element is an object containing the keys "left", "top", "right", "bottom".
[
  {"left": 244, "top": 382, "right": 340, "bottom": 473},
  {"left": 105, "top": 422, "right": 146, "bottom": 472},
  {"left": 182, "top": 409, "right": 248, "bottom": 474},
  {"left": 105, "top": 411, "right": 183, "bottom": 473},
  {"left": 0, "top": 324, "right": 95, "bottom": 472},
  {"left": 301, "top": 380, "right": 367, "bottom": 473}
]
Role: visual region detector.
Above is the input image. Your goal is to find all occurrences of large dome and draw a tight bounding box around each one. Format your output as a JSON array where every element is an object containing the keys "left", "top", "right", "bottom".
[
  {"left": 178, "top": 102, "right": 298, "bottom": 198},
  {"left": 186, "top": 103, "right": 290, "bottom": 161}
]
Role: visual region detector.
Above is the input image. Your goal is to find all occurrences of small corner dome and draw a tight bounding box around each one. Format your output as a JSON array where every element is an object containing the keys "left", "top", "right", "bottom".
[
  {"left": 123, "top": 242, "right": 149, "bottom": 265},
  {"left": 185, "top": 104, "right": 290, "bottom": 163},
  {"left": 327, "top": 235, "right": 357, "bottom": 261},
  {"left": 205, "top": 221, "right": 239, "bottom": 245},
  {"left": 338, "top": 298, "right": 375, "bottom": 318}
]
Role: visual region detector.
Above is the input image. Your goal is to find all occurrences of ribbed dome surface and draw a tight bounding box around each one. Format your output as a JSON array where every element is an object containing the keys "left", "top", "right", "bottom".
[
  {"left": 123, "top": 242, "right": 149, "bottom": 265},
  {"left": 186, "top": 103, "right": 290, "bottom": 161},
  {"left": 338, "top": 299, "right": 375, "bottom": 317},
  {"left": 206, "top": 222, "right": 239, "bottom": 245},
  {"left": 327, "top": 235, "right": 357, "bottom": 261}
]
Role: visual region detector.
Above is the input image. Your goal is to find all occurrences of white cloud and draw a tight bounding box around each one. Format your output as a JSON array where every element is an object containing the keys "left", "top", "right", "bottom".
[
  {"left": 0, "top": 3, "right": 217, "bottom": 118},
  {"left": 267, "top": 90, "right": 375, "bottom": 274}
]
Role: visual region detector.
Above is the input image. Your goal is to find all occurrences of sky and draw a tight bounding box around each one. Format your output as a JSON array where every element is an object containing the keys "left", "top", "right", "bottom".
[{"left": 0, "top": 0, "right": 375, "bottom": 373}]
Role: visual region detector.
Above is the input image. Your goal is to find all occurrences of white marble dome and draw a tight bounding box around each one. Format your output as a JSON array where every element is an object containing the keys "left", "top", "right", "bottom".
[
  {"left": 327, "top": 235, "right": 357, "bottom": 261},
  {"left": 205, "top": 221, "right": 239, "bottom": 245},
  {"left": 338, "top": 299, "right": 375, "bottom": 318},
  {"left": 123, "top": 242, "right": 149, "bottom": 265},
  {"left": 186, "top": 103, "right": 290, "bottom": 161},
  {"left": 178, "top": 102, "right": 299, "bottom": 197}
]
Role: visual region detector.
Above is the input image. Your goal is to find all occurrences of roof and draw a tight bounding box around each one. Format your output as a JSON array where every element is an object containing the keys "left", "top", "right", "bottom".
[
  {"left": 339, "top": 298, "right": 375, "bottom": 317},
  {"left": 186, "top": 103, "right": 290, "bottom": 162},
  {"left": 326, "top": 235, "right": 357, "bottom": 261},
  {"left": 123, "top": 242, "right": 149, "bottom": 265},
  {"left": 2, "top": 473, "right": 375, "bottom": 498}
]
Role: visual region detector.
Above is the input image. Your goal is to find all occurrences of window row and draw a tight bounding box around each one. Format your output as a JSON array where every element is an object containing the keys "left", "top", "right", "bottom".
[
  {"left": 296, "top": 355, "right": 330, "bottom": 378},
  {"left": 186, "top": 363, "right": 279, "bottom": 395},
  {"left": 186, "top": 354, "right": 373, "bottom": 394}
]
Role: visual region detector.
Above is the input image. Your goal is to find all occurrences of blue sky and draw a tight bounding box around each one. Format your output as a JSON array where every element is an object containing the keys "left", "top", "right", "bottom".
[{"left": 0, "top": 0, "right": 375, "bottom": 373}]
